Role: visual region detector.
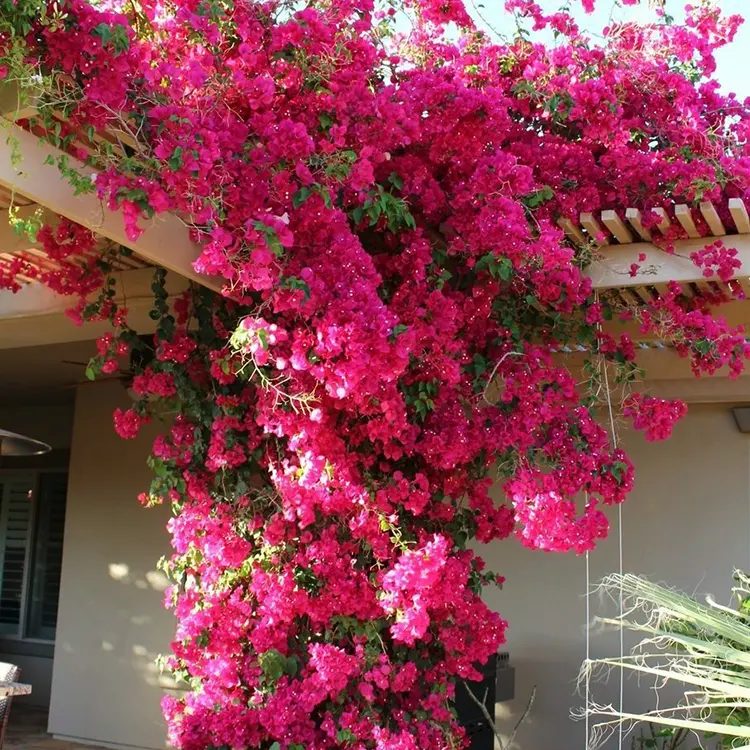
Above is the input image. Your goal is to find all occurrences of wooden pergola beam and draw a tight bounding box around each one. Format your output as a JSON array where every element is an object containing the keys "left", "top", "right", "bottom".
[
  {"left": 586, "top": 235, "right": 750, "bottom": 290},
  {"left": 0, "top": 81, "right": 40, "bottom": 121},
  {"left": 0, "top": 119, "right": 223, "bottom": 292},
  {"left": 0, "top": 206, "right": 56, "bottom": 251},
  {"left": 0, "top": 267, "right": 191, "bottom": 347},
  {"left": 644, "top": 375, "right": 750, "bottom": 404},
  {"left": 0, "top": 266, "right": 187, "bottom": 321}
]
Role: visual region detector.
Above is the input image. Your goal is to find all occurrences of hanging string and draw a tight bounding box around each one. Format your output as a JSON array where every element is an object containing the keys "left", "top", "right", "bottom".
[
  {"left": 584, "top": 546, "right": 591, "bottom": 750},
  {"left": 583, "top": 288, "right": 624, "bottom": 750},
  {"left": 602, "top": 352, "right": 625, "bottom": 750}
]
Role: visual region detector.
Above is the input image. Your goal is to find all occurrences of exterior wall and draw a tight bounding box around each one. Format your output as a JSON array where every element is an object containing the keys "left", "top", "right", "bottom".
[
  {"left": 0, "top": 401, "right": 73, "bottom": 708},
  {"left": 48, "top": 381, "right": 175, "bottom": 750},
  {"left": 43, "top": 391, "right": 750, "bottom": 749},
  {"left": 482, "top": 404, "right": 750, "bottom": 749}
]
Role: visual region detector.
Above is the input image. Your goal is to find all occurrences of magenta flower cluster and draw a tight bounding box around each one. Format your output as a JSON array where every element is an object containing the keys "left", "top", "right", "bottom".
[{"left": 3, "top": 0, "right": 750, "bottom": 747}]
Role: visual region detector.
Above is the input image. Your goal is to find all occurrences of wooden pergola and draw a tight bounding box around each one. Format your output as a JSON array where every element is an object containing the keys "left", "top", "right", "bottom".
[
  {"left": 2, "top": 86, "right": 750, "bottom": 399},
  {"left": 560, "top": 199, "right": 750, "bottom": 299}
]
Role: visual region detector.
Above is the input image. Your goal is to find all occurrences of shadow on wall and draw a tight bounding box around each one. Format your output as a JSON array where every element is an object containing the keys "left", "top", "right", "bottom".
[
  {"left": 49, "top": 380, "right": 178, "bottom": 750},
  {"left": 52, "top": 541, "right": 179, "bottom": 748},
  {"left": 104, "top": 562, "right": 180, "bottom": 691}
]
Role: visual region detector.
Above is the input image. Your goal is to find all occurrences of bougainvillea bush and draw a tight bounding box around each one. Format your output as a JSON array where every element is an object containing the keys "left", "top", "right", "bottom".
[{"left": 2, "top": 0, "right": 750, "bottom": 747}]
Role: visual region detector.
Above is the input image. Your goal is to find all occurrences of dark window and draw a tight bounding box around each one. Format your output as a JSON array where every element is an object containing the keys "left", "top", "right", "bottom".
[{"left": 0, "top": 472, "right": 67, "bottom": 641}]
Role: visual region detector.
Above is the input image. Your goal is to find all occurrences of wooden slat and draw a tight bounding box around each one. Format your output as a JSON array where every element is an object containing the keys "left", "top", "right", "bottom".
[
  {"left": 0, "top": 253, "right": 35, "bottom": 283},
  {"left": 726, "top": 279, "right": 744, "bottom": 299},
  {"left": 580, "top": 212, "right": 609, "bottom": 245},
  {"left": 601, "top": 210, "right": 634, "bottom": 244},
  {"left": 618, "top": 287, "right": 643, "bottom": 307},
  {"left": 694, "top": 280, "right": 713, "bottom": 297},
  {"left": 675, "top": 204, "right": 700, "bottom": 238},
  {"left": 557, "top": 217, "right": 587, "bottom": 245},
  {"left": 629, "top": 286, "right": 652, "bottom": 304},
  {"left": 585, "top": 235, "right": 750, "bottom": 289},
  {"left": 652, "top": 207, "right": 672, "bottom": 233},
  {"left": 699, "top": 200, "right": 726, "bottom": 237},
  {"left": 625, "top": 208, "right": 652, "bottom": 241},
  {"left": 729, "top": 198, "right": 750, "bottom": 234}
]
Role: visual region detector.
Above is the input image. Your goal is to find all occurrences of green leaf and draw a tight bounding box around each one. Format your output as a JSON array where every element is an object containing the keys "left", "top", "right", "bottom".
[
  {"left": 92, "top": 23, "right": 130, "bottom": 55},
  {"left": 388, "top": 171, "right": 404, "bottom": 190},
  {"left": 281, "top": 276, "right": 311, "bottom": 301},
  {"left": 285, "top": 657, "right": 299, "bottom": 677},
  {"left": 521, "top": 185, "right": 554, "bottom": 210},
  {"left": 318, "top": 112, "right": 334, "bottom": 131},
  {"left": 292, "top": 186, "right": 312, "bottom": 208},
  {"left": 610, "top": 460, "right": 629, "bottom": 485},
  {"left": 390, "top": 324, "right": 408, "bottom": 341},
  {"left": 259, "top": 650, "right": 287, "bottom": 684},
  {"left": 168, "top": 146, "right": 184, "bottom": 171}
]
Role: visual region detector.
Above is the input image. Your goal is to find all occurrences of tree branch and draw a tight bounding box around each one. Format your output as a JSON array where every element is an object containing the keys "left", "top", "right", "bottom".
[{"left": 461, "top": 679, "right": 537, "bottom": 750}]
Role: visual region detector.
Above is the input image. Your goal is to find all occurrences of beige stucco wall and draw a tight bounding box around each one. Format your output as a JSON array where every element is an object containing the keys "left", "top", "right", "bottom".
[
  {"left": 44, "top": 391, "right": 750, "bottom": 750},
  {"left": 48, "top": 381, "right": 175, "bottom": 749},
  {"left": 483, "top": 404, "right": 750, "bottom": 749},
  {"left": 0, "top": 401, "right": 74, "bottom": 708}
]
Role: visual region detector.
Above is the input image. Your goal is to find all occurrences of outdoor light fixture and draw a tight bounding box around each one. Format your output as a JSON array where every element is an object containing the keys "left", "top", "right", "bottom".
[
  {"left": 732, "top": 407, "right": 750, "bottom": 434},
  {"left": 0, "top": 428, "right": 52, "bottom": 457}
]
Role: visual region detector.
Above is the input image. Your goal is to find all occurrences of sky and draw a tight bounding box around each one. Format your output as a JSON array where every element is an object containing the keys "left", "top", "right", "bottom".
[{"left": 472, "top": 0, "right": 750, "bottom": 98}]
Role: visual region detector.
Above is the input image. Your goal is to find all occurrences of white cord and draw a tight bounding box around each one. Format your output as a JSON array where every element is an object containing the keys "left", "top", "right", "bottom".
[
  {"left": 602, "top": 357, "right": 624, "bottom": 750},
  {"left": 585, "top": 547, "right": 591, "bottom": 750}
]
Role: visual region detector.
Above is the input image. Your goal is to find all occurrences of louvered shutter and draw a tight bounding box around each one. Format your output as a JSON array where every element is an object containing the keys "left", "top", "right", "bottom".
[
  {"left": 0, "top": 474, "right": 34, "bottom": 635},
  {"left": 27, "top": 473, "right": 68, "bottom": 640}
]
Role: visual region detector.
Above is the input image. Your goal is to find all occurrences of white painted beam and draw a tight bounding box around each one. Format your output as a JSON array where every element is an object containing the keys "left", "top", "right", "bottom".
[
  {"left": 0, "top": 267, "right": 190, "bottom": 348},
  {"left": 645, "top": 375, "right": 750, "bottom": 404},
  {"left": 0, "top": 119, "right": 222, "bottom": 292},
  {"left": 586, "top": 235, "right": 750, "bottom": 289},
  {"left": 0, "top": 206, "right": 54, "bottom": 252},
  {"left": 0, "top": 266, "right": 187, "bottom": 321},
  {"left": 0, "top": 81, "right": 40, "bottom": 121},
  {"left": 0, "top": 304, "right": 163, "bottom": 349},
  {"left": 603, "top": 300, "right": 750, "bottom": 341}
]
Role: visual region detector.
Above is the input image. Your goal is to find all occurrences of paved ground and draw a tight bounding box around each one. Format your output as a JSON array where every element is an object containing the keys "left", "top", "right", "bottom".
[{"left": 5, "top": 706, "right": 107, "bottom": 750}]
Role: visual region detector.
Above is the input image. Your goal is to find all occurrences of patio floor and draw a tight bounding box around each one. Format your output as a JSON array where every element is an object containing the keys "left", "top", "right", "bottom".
[{"left": 5, "top": 706, "right": 107, "bottom": 750}]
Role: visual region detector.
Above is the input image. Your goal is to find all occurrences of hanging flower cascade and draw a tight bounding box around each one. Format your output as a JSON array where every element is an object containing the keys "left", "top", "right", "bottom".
[{"left": 2, "top": 0, "right": 750, "bottom": 747}]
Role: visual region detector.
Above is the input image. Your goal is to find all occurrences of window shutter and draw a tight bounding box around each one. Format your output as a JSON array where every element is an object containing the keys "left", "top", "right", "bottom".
[
  {"left": 0, "top": 475, "right": 34, "bottom": 635},
  {"left": 27, "top": 473, "right": 68, "bottom": 640}
]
